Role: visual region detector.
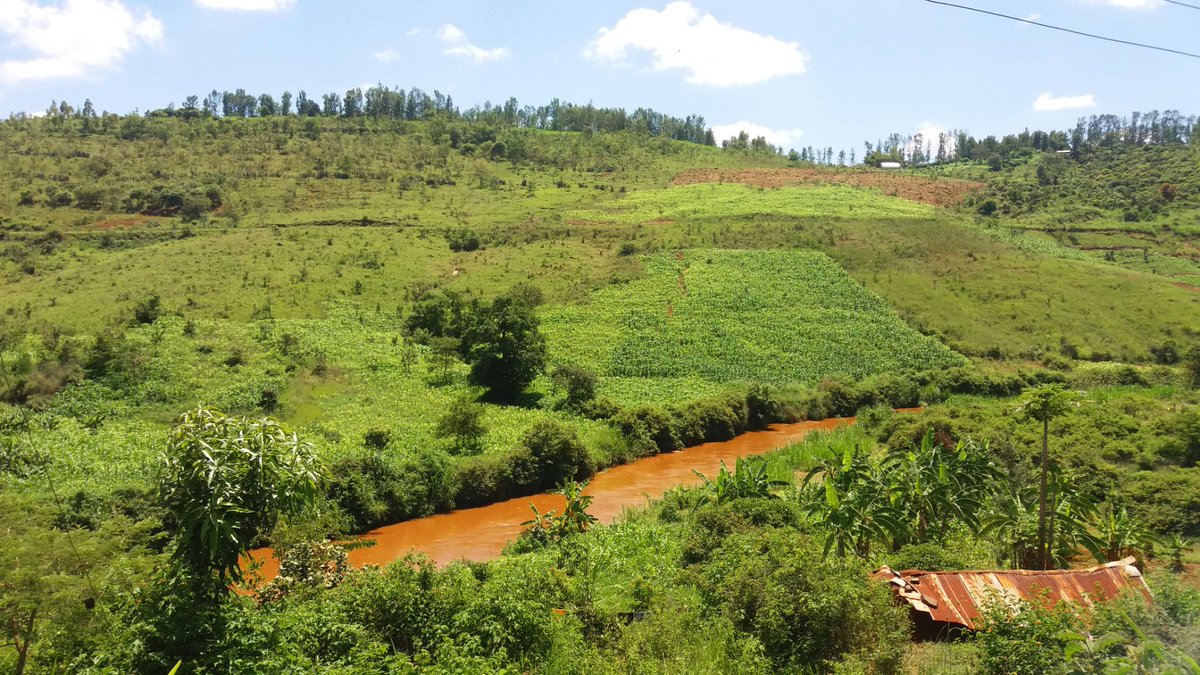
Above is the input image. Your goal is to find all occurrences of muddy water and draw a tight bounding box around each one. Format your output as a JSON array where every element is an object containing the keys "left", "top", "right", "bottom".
[{"left": 247, "top": 417, "right": 854, "bottom": 577}]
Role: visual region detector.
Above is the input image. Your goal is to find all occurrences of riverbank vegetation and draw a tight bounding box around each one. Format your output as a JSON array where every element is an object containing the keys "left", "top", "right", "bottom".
[{"left": 2, "top": 98, "right": 1200, "bottom": 672}]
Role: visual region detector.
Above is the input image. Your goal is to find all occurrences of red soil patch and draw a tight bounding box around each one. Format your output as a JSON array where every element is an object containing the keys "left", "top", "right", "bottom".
[
  {"left": 671, "top": 168, "right": 984, "bottom": 208},
  {"left": 1172, "top": 281, "right": 1200, "bottom": 294}
]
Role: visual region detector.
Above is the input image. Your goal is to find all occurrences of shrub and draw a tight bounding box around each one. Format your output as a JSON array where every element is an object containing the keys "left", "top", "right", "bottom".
[
  {"left": 551, "top": 363, "right": 597, "bottom": 409},
  {"left": 698, "top": 529, "right": 906, "bottom": 671},
  {"left": 521, "top": 419, "right": 594, "bottom": 490},
  {"left": 1120, "top": 468, "right": 1200, "bottom": 535},
  {"left": 745, "top": 384, "right": 782, "bottom": 429},
  {"left": 885, "top": 542, "right": 975, "bottom": 572},
  {"left": 362, "top": 428, "right": 390, "bottom": 451},
  {"left": 612, "top": 405, "right": 681, "bottom": 456},
  {"left": 673, "top": 397, "right": 745, "bottom": 446},
  {"left": 445, "top": 227, "right": 481, "bottom": 252},
  {"left": 1150, "top": 340, "right": 1180, "bottom": 365},
  {"left": 435, "top": 396, "right": 486, "bottom": 455},
  {"left": 974, "top": 595, "right": 1079, "bottom": 675},
  {"left": 132, "top": 293, "right": 161, "bottom": 325},
  {"left": 326, "top": 449, "right": 454, "bottom": 531}
]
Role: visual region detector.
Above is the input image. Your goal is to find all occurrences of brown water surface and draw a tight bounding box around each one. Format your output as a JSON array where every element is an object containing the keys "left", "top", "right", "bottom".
[{"left": 247, "top": 417, "right": 854, "bottom": 578}]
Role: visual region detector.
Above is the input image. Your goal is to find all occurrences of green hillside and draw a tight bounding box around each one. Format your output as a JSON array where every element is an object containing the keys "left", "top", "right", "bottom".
[{"left": 2, "top": 112, "right": 1199, "bottom": 674}]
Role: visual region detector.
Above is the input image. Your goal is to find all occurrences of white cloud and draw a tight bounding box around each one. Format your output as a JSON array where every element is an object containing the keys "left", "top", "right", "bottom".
[
  {"left": 908, "top": 123, "right": 956, "bottom": 158},
  {"left": 1023, "top": 12, "right": 1042, "bottom": 21},
  {"left": 1033, "top": 92, "right": 1096, "bottom": 111},
  {"left": 372, "top": 49, "right": 401, "bottom": 64},
  {"left": 194, "top": 0, "right": 295, "bottom": 10},
  {"left": 585, "top": 1, "right": 807, "bottom": 87},
  {"left": 710, "top": 121, "right": 803, "bottom": 148},
  {"left": 437, "top": 24, "right": 509, "bottom": 63},
  {"left": 0, "top": 0, "right": 162, "bottom": 83}
]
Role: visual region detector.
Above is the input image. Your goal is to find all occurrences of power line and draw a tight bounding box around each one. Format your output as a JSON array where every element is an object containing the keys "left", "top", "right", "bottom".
[
  {"left": 924, "top": 0, "right": 1200, "bottom": 60},
  {"left": 1163, "top": 0, "right": 1200, "bottom": 11}
]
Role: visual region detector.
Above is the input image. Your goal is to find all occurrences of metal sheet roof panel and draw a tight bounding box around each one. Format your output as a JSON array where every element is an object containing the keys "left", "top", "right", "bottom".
[{"left": 872, "top": 557, "right": 1152, "bottom": 630}]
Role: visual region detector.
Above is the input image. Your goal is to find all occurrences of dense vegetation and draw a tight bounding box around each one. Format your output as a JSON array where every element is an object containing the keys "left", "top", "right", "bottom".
[{"left": 2, "top": 99, "right": 1200, "bottom": 673}]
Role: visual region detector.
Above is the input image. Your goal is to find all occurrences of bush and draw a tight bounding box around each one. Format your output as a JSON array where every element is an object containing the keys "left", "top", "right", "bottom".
[
  {"left": 362, "top": 428, "right": 390, "bottom": 451},
  {"left": 974, "top": 596, "right": 1079, "bottom": 675},
  {"left": 521, "top": 419, "right": 594, "bottom": 490},
  {"left": 551, "top": 363, "right": 596, "bottom": 409},
  {"left": 326, "top": 449, "right": 454, "bottom": 531},
  {"left": 673, "top": 397, "right": 745, "bottom": 446},
  {"left": 885, "top": 542, "right": 975, "bottom": 572},
  {"left": 435, "top": 397, "right": 486, "bottom": 455},
  {"left": 1121, "top": 468, "right": 1200, "bottom": 535},
  {"left": 132, "top": 293, "right": 161, "bottom": 325},
  {"left": 445, "top": 227, "right": 481, "bottom": 252},
  {"left": 612, "top": 405, "right": 681, "bottom": 456},
  {"left": 745, "top": 384, "right": 782, "bottom": 429},
  {"left": 698, "top": 529, "right": 906, "bottom": 671}
]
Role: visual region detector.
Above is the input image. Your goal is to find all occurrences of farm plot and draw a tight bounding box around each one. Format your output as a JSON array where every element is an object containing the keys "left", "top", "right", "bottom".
[{"left": 543, "top": 249, "right": 964, "bottom": 385}]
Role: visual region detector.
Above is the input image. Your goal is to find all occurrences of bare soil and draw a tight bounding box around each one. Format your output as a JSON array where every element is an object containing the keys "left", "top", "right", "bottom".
[{"left": 671, "top": 168, "right": 984, "bottom": 208}]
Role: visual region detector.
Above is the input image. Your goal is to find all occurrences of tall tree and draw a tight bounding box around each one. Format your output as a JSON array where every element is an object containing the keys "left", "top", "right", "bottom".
[
  {"left": 461, "top": 288, "right": 547, "bottom": 401},
  {"left": 1017, "top": 385, "right": 1077, "bottom": 569}
]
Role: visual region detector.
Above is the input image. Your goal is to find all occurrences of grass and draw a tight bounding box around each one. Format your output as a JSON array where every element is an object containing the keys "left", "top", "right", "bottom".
[
  {"left": 542, "top": 249, "right": 964, "bottom": 386},
  {"left": 567, "top": 183, "right": 936, "bottom": 224}
]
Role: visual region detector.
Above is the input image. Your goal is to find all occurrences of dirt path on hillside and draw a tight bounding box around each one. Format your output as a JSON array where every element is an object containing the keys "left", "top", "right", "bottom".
[{"left": 671, "top": 168, "right": 984, "bottom": 208}]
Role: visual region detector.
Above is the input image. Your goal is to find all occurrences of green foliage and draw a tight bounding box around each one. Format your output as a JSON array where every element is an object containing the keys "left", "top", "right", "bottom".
[
  {"left": 435, "top": 395, "right": 487, "bottom": 455},
  {"left": 519, "top": 418, "right": 595, "bottom": 490},
  {"left": 462, "top": 289, "right": 547, "bottom": 401},
  {"left": 543, "top": 249, "right": 963, "bottom": 385},
  {"left": 974, "top": 595, "right": 1080, "bottom": 675},
  {"left": 257, "top": 540, "right": 351, "bottom": 603},
  {"left": 158, "top": 406, "right": 325, "bottom": 583},
  {"left": 445, "top": 227, "right": 481, "bottom": 252},
  {"left": 697, "top": 528, "right": 907, "bottom": 671},
  {"left": 612, "top": 405, "right": 682, "bottom": 456},
  {"left": 519, "top": 479, "right": 599, "bottom": 548},
  {"left": 551, "top": 362, "right": 597, "bottom": 409},
  {"left": 802, "top": 443, "right": 906, "bottom": 558},
  {"left": 693, "top": 457, "right": 788, "bottom": 504},
  {"left": 326, "top": 447, "right": 454, "bottom": 531},
  {"left": 1186, "top": 345, "right": 1200, "bottom": 390},
  {"left": 131, "top": 292, "right": 162, "bottom": 325},
  {"left": 801, "top": 432, "right": 1001, "bottom": 558},
  {"left": 1121, "top": 469, "right": 1200, "bottom": 536}
]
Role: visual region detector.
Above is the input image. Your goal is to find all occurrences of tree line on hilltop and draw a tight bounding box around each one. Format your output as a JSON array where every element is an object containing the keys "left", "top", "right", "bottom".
[
  {"left": 23, "top": 92, "right": 1199, "bottom": 171},
  {"left": 33, "top": 85, "right": 713, "bottom": 146}
]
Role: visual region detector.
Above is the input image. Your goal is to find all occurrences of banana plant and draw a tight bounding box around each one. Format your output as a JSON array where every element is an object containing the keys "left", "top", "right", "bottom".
[{"left": 802, "top": 444, "right": 906, "bottom": 558}]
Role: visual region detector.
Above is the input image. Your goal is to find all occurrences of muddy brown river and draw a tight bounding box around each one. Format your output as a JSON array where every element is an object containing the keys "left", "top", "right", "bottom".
[{"left": 247, "top": 416, "right": 858, "bottom": 577}]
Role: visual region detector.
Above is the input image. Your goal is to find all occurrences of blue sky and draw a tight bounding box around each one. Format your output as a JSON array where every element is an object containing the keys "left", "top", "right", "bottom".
[{"left": 1, "top": 0, "right": 1197, "bottom": 153}]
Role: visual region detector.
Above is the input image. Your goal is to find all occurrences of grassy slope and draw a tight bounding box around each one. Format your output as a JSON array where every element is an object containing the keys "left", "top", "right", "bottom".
[
  {"left": 930, "top": 144, "right": 1200, "bottom": 282},
  {"left": 3, "top": 118, "right": 1200, "bottom": 495}
]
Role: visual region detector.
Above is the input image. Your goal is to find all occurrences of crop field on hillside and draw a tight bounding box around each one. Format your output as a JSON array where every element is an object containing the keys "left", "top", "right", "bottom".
[{"left": 543, "top": 249, "right": 964, "bottom": 384}]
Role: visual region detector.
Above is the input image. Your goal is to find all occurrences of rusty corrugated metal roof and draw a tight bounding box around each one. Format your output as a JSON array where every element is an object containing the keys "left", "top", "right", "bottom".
[{"left": 872, "top": 557, "right": 1152, "bottom": 630}]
